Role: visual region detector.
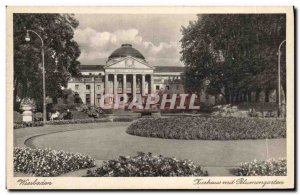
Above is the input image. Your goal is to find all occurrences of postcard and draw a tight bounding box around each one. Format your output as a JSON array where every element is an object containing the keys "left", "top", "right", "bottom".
[{"left": 6, "top": 6, "right": 294, "bottom": 190}]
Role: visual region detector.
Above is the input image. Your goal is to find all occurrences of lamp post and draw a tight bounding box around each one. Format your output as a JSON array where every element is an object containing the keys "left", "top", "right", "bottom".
[
  {"left": 278, "top": 40, "right": 286, "bottom": 117},
  {"left": 25, "top": 30, "right": 46, "bottom": 123}
]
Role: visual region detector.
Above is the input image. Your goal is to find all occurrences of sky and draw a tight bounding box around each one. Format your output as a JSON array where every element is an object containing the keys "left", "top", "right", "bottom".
[{"left": 73, "top": 14, "right": 197, "bottom": 67}]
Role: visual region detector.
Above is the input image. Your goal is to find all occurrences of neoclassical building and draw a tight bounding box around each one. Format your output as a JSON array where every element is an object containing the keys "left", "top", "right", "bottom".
[{"left": 67, "top": 44, "right": 185, "bottom": 106}]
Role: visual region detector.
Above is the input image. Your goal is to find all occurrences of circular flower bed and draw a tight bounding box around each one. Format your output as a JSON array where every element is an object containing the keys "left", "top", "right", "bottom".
[
  {"left": 86, "top": 152, "right": 208, "bottom": 177},
  {"left": 126, "top": 116, "right": 286, "bottom": 140}
]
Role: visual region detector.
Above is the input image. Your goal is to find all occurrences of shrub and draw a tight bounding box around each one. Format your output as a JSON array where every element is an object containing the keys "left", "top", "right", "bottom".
[
  {"left": 14, "top": 147, "right": 95, "bottom": 176},
  {"left": 127, "top": 116, "right": 286, "bottom": 140},
  {"left": 13, "top": 111, "right": 23, "bottom": 123},
  {"left": 34, "top": 112, "right": 43, "bottom": 121},
  {"left": 232, "top": 158, "right": 287, "bottom": 176},
  {"left": 86, "top": 152, "right": 208, "bottom": 177},
  {"left": 113, "top": 117, "right": 135, "bottom": 122},
  {"left": 71, "top": 111, "right": 90, "bottom": 120},
  {"left": 52, "top": 103, "right": 78, "bottom": 112},
  {"left": 45, "top": 118, "right": 111, "bottom": 125},
  {"left": 13, "top": 121, "right": 44, "bottom": 129}
]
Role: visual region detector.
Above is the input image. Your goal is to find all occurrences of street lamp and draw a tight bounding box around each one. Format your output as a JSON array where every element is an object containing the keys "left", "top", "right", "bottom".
[
  {"left": 25, "top": 30, "right": 46, "bottom": 123},
  {"left": 278, "top": 40, "right": 286, "bottom": 117}
]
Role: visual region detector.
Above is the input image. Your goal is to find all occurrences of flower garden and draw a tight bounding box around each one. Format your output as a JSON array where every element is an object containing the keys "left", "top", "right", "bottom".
[
  {"left": 127, "top": 116, "right": 286, "bottom": 140},
  {"left": 13, "top": 114, "right": 287, "bottom": 177},
  {"left": 14, "top": 147, "right": 95, "bottom": 176},
  {"left": 232, "top": 158, "right": 287, "bottom": 176},
  {"left": 86, "top": 152, "right": 208, "bottom": 177}
]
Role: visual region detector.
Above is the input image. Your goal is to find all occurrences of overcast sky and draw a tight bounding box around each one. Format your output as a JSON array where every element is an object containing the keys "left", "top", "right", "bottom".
[{"left": 73, "top": 14, "right": 197, "bottom": 67}]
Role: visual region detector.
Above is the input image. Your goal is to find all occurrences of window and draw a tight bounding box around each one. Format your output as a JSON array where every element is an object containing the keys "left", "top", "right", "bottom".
[
  {"left": 75, "top": 84, "right": 79, "bottom": 90},
  {"left": 156, "top": 85, "right": 160, "bottom": 90},
  {"left": 86, "top": 85, "right": 90, "bottom": 90},
  {"left": 86, "top": 94, "right": 91, "bottom": 104},
  {"left": 74, "top": 93, "right": 81, "bottom": 103},
  {"left": 166, "top": 85, "right": 170, "bottom": 90},
  {"left": 176, "top": 85, "right": 179, "bottom": 90},
  {"left": 96, "top": 94, "right": 101, "bottom": 105},
  {"left": 97, "top": 85, "right": 101, "bottom": 90}
]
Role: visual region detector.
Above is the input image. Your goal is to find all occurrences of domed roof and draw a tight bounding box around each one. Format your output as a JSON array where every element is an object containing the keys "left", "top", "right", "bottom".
[{"left": 108, "top": 44, "right": 145, "bottom": 60}]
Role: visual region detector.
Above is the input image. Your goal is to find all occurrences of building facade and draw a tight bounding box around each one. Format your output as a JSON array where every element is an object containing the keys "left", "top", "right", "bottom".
[{"left": 67, "top": 44, "right": 185, "bottom": 106}]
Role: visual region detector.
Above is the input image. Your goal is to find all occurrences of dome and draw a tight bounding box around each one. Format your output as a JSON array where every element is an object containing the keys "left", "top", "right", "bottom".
[{"left": 108, "top": 44, "right": 145, "bottom": 60}]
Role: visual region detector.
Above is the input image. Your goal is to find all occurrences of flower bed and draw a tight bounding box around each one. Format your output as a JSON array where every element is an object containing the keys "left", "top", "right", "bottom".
[
  {"left": 14, "top": 147, "right": 95, "bottom": 177},
  {"left": 86, "top": 152, "right": 208, "bottom": 177},
  {"left": 13, "top": 121, "right": 44, "bottom": 129},
  {"left": 232, "top": 158, "right": 287, "bottom": 176},
  {"left": 45, "top": 118, "right": 111, "bottom": 125},
  {"left": 126, "top": 116, "right": 286, "bottom": 140}
]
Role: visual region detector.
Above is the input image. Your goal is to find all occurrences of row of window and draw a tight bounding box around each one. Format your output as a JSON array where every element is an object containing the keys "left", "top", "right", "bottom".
[
  {"left": 76, "top": 84, "right": 180, "bottom": 91},
  {"left": 75, "top": 84, "right": 102, "bottom": 90},
  {"left": 85, "top": 94, "right": 102, "bottom": 105}
]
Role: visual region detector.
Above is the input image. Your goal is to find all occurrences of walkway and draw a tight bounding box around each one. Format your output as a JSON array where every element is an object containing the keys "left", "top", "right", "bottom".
[{"left": 14, "top": 122, "right": 286, "bottom": 176}]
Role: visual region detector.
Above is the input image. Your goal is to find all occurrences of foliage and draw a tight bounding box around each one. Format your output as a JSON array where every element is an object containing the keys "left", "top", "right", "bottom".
[
  {"left": 86, "top": 152, "right": 208, "bottom": 177},
  {"left": 13, "top": 111, "right": 23, "bottom": 123},
  {"left": 181, "top": 14, "right": 286, "bottom": 103},
  {"left": 13, "top": 14, "right": 81, "bottom": 110},
  {"left": 233, "top": 158, "right": 287, "bottom": 176},
  {"left": 52, "top": 103, "right": 79, "bottom": 113},
  {"left": 45, "top": 118, "right": 111, "bottom": 125},
  {"left": 34, "top": 112, "right": 43, "bottom": 121},
  {"left": 113, "top": 117, "right": 135, "bottom": 122},
  {"left": 14, "top": 147, "right": 95, "bottom": 176},
  {"left": 127, "top": 116, "right": 286, "bottom": 140},
  {"left": 71, "top": 111, "right": 91, "bottom": 120},
  {"left": 14, "top": 121, "right": 44, "bottom": 129}
]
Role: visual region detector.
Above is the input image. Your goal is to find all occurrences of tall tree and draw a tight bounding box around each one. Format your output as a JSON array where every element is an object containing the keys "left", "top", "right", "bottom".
[
  {"left": 181, "top": 14, "right": 286, "bottom": 104},
  {"left": 13, "top": 14, "right": 81, "bottom": 110}
]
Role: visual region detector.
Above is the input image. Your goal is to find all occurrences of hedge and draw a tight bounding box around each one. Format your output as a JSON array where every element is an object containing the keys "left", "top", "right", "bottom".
[
  {"left": 14, "top": 121, "right": 44, "bottom": 129},
  {"left": 44, "top": 118, "right": 111, "bottom": 125},
  {"left": 86, "top": 152, "right": 208, "bottom": 177},
  {"left": 13, "top": 116, "right": 137, "bottom": 129},
  {"left": 232, "top": 158, "right": 287, "bottom": 176},
  {"left": 126, "top": 116, "right": 286, "bottom": 140},
  {"left": 14, "top": 147, "right": 95, "bottom": 176}
]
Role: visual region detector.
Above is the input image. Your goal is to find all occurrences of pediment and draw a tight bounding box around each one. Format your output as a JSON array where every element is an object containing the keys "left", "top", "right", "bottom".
[{"left": 105, "top": 57, "right": 154, "bottom": 70}]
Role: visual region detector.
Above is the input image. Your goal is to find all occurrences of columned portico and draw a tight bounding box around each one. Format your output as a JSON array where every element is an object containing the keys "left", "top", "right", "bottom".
[
  {"left": 104, "top": 73, "right": 154, "bottom": 103},
  {"left": 103, "top": 46, "right": 155, "bottom": 104}
]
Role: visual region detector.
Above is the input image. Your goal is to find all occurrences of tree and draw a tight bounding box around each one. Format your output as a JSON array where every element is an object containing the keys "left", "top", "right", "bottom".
[
  {"left": 13, "top": 14, "right": 81, "bottom": 111},
  {"left": 180, "top": 14, "right": 286, "bottom": 104}
]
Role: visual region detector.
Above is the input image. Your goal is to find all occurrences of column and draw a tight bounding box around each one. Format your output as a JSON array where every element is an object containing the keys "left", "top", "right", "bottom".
[
  {"left": 123, "top": 74, "right": 127, "bottom": 94},
  {"left": 114, "top": 74, "right": 118, "bottom": 97},
  {"left": 105, "top": 74, "right": 109, "bottom": 94},
  {"left": 142, "top": 74, "right": 145, "bottom": 96},
  {"left": 150, "top": 74, "right": 154, "bottom": 94},
  {"left": 132, "top": 74, "right": 136, "bottom": 99},
  {"left": 104, "top": 74, "right": 109, "bottom": 104}
]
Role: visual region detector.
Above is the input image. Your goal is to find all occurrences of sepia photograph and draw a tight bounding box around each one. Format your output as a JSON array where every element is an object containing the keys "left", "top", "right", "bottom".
[{"left": 6, "top": 6, "right": 294, "bottom": 190}]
